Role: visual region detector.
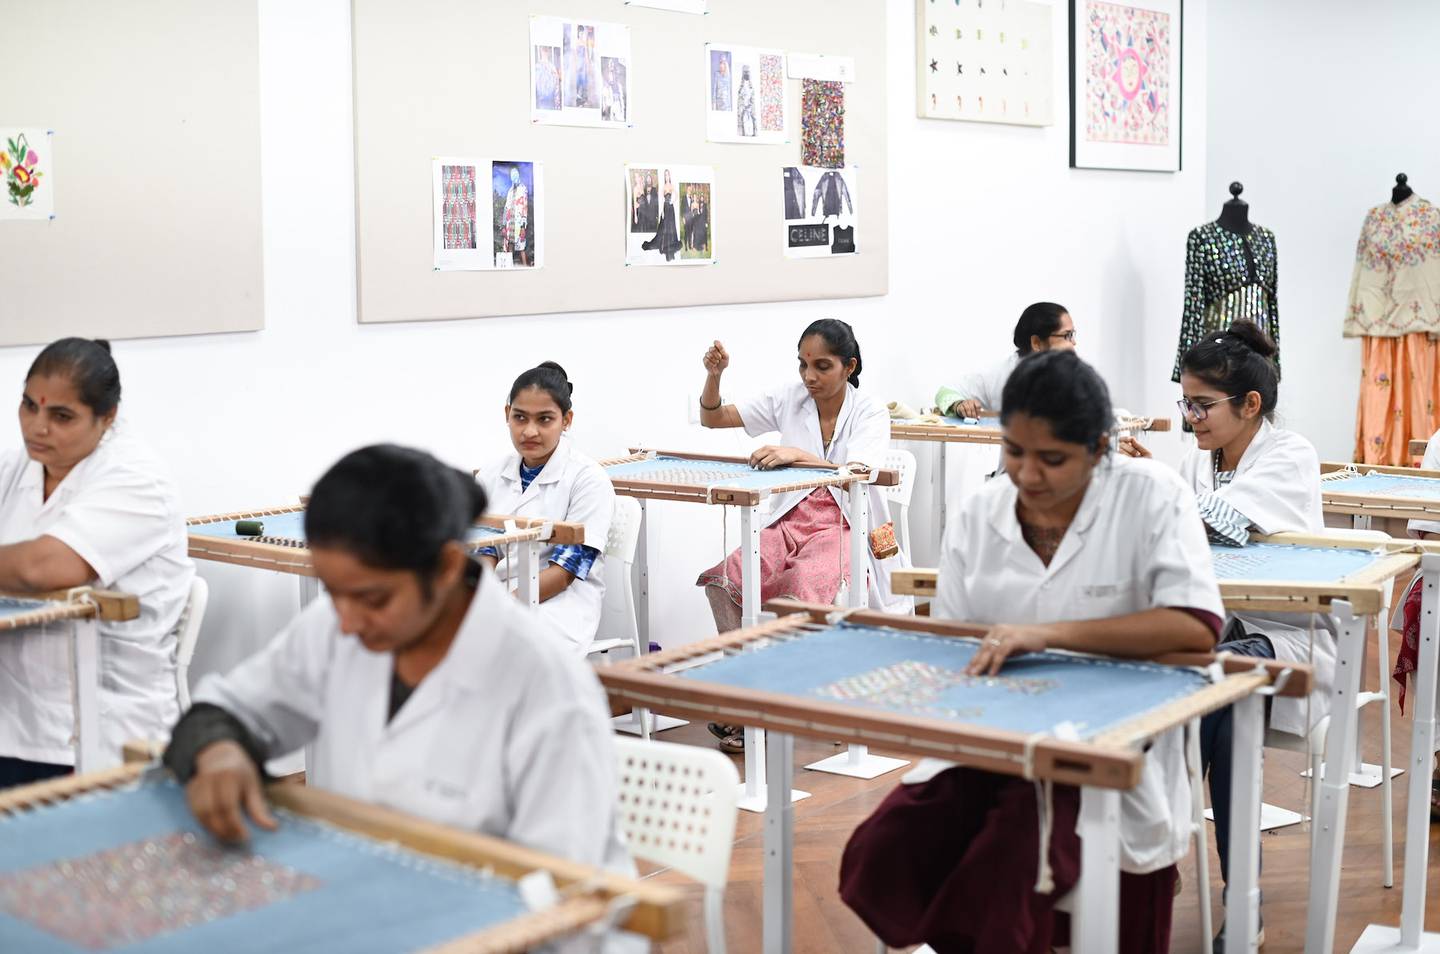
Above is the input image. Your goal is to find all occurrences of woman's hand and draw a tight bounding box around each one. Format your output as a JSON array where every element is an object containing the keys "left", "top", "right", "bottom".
[
  {"left": 965, "top": 623, "right": 1055, "bottom": 676},
  {"left": 1117, "top": 436, "right": 1151, "bottom": 459},
  {"left": 185, "top": 740, "right": 277, "bottom": 844},
  {"left": 951, "top": 398, "right": 983, "bottom": 420},
  {"left": 703, "top": 340, "right": 730, "bottom": 376},
  {"left": 749, "top": 445, "right": 805, "bottom": 470}
]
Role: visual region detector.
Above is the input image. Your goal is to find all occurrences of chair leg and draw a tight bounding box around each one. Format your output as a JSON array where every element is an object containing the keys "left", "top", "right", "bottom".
[
  {"left": 1377, "top": 623, "right": 1395, "bottom": 888},
  {"left": 703, "top": 885, "right": 727, "bottom": 954}
]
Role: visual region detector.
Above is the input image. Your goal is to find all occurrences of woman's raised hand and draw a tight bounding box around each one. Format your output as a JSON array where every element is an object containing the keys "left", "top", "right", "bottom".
[{"left": 703, "top": 340, "right": 730, "bottom": 376}]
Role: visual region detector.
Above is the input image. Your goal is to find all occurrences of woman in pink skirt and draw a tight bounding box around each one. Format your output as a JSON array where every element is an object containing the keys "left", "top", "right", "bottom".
[{"left": 695, "top": 319, "right": 910, "bottom": 751}]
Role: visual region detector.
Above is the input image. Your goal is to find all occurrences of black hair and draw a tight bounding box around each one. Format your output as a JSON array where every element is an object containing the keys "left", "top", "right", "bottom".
[
  {"left": 1180, "top": 320, "right": 1279, "bottom": 419},
  {"left": 1000, "top": 350, "right": 1113, "bottom": 451},
  {"left": 507, "top": 361, "right": 573, "bottom": 415},
  {"left": 305, "top": 444, "right": 487, "bottom": 582},
  {"left": 25, "top": 337, "right": 122, "bottom": 417},
  {"left": 1013, "top": 302, "right": 1070, "bottom": 355},
  {"left": 798, "top": 319, "right": 863, "bottom": 387}
]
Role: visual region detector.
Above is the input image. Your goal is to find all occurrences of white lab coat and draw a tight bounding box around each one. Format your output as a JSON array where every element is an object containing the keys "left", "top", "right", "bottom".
[
  {"left": 1178, "top": 421, "right": 1332, "bottom": 737},
  {"left": 735, "top": 381, "right": 911, "bottom": 612},
  {"left": 192, "top": 570, "right": 638, "bottom": 899},
  {"left": 478, "top": 437, "right": 615, "bottom": 654},
  {"left": 924, "top": 455, "right": 1224, "bottom": 874},
  {"left": 1408, "top": 429, "right": 1440, "bottom": 536},
  {"left": 0, "top": 428, "right": 194, "bottom": 767},
  {"left": 937, "top": 352, "right": 1019, "bottom": 413}
]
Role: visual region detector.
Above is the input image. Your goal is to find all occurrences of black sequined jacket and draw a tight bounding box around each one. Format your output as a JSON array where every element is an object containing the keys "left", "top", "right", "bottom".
[{"left": 1173, "top": 221, "right": 1279, "bottom": 381}]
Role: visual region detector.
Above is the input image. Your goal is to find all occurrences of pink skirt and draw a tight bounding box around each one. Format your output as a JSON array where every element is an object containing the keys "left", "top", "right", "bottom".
[{"left": 696, "top": 488, "right": 850, "bottom": 606}]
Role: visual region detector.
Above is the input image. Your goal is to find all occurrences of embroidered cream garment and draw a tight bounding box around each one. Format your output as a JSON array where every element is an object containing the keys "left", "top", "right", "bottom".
[{"left": 1344, "top": 195, "right": 1440, "bottom": 337}]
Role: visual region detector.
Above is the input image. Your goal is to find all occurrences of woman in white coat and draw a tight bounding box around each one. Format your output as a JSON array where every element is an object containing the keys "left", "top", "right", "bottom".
[
  {"left": 934, "top": 302, "right": 1076, "bottom": 419},
  {"left": 1121, "top": 320, "right": 1316, "bottom": 946},
  {"left": 476, "top": 362, "right": 615, "bottom": 654},
  {"left": 841, "top": 351, "right": 1223, "bottom": 954},
  {"left": 0, "top": 338, "right": 193, "bottom": 788},
  {"left": 163, "top": 445, "right": 635, "bottom": 891},
  {"left": 697, "top": 320, "right": 910, "bottom": 751}
]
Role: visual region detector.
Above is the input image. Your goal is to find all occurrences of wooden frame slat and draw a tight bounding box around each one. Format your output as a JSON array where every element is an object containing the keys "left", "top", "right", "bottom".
[
  {"left": 1318, "top": 463, "right": 1440, "bottom": 520},
  {"left": 889, "top": 413, "right": 1171, "bottom": 444},
  {"left": 599, "top": 602, "right": 1303, "bottom": 791},
  {"left": 187, "top": 505, "right": 582, "bottom": 576},
  {"left": 0, "top": 764, "right": 683, "bottom": 944},
  {"left": 0, "top": 587, "right": 139, "bottom": 630}
]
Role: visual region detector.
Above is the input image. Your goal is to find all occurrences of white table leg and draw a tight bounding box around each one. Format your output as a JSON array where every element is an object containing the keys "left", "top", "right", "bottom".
[
  {"left": 516, "top": 540, "right": 540, "bottom": 607},
  {"left": 936, "top": 442, "right": 948, "bottom": 555},
  {"left": 1225, "top": 691, "right": 1264, "bottom": 954},
  {"left": 613, "top": 498, "right": 687, "bottom": 736},
  {"left": 1353, "top": 554, "right": 1440, "bottom": 952},
  {"left": 807, "top": 481, "right": 908, "bottom": 779},
  {"left": 736, "top": 504, "right": 808, "bottom": 812},
  {"left": 763, "top": 731, "right": 795, "bottom": 954},
  {"left": 1071, "top": 787, "right": 1120, "bottom": 954},
  {"left": 1308, "top": 599, "right": 1364, "bottom": 954},
  {"left": 71, "top": 617, "right": 102, "bottom": 773}
]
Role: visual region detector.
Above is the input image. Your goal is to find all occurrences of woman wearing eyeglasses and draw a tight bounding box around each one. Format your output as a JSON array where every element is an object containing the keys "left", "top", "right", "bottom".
[
  {"left": 1119, "top": 319, "right": 1320, "bottom": 949},
  {"left": 934, "top": 302, "right": 1076, "bottom": 419}
]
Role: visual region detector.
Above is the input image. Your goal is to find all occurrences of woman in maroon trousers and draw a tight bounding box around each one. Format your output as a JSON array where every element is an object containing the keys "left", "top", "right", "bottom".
[{"left": 840, "top": 351, "right": 1225, "bottom": 954}]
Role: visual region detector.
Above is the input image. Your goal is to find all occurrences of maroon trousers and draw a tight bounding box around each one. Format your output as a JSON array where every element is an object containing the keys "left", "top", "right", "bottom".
[{"left": 839, "top": 767, "right": 1177, "bottom": 954}]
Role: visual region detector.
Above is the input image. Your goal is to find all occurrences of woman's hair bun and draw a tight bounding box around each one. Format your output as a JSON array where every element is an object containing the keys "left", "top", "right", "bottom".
[
  {"left": 538, "top": 360, "right": 573, "bottom": 394},
  {"left": 92, "top": 339, "right": 113, "bottom": 354},
  {"left": 1221, "top": 320, "right": 1277, "bottom": 360}
]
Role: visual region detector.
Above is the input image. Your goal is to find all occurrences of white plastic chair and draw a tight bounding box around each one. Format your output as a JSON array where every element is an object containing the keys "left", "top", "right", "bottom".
[
  {"left": 589, "top": 497, "right": 643, "bottom": 662},
  {"left": 174, "top": 576, "right": 209, "bottom": 710},
  {"left": 614, "top": 736, "right": 740, "bottom": 954},
  {"left": 881, "top": 448, "right": 917, "bottom": 559}
]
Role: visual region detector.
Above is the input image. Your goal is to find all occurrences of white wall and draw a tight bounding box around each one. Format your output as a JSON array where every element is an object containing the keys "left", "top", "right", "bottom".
[
  {"left": 1207, "top": 0, "right": 1440, "bottom": 462},
  {"left": 0, "top": 0, "right": 1208, "bottom": 681}
]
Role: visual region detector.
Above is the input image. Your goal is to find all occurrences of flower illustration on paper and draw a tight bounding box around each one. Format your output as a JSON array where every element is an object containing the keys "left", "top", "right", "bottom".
[{"left": 5, "top": 134, "right": 44, "bottom": 208}]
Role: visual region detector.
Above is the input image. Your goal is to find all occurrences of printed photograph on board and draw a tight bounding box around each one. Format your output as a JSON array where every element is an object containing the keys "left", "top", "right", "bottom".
[
  {"left": 705, "top": 44, "right": 788, "bottom": 145},
  {"left": 628, "top": 167, "right": 660, "bottom": 234},
  {"left": 0, "top": 128, "right": 54, "bottom": 221},
  {"left": 782, "top": 164, "right": 858, "bottom": 259},
  {"left": 530, "top": 16, "right": 632, "bottom": 128},
  {"left": 625, "top": 163, "right": 715, "bottom": 267},
  {"left": 433, "top": 157, "right": 544, "bottom": 270}
]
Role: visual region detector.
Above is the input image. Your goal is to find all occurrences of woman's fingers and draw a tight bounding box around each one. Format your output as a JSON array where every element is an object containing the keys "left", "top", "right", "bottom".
[{"left": 243, "top": 780, "right": 279, "bottom": 833}]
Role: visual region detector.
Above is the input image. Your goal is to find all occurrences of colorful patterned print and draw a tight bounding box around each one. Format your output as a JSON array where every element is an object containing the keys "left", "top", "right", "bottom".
[
  {"left": 441, "top": 164, "right": 477, "bottom": 251},
  {"left": 1081, "top": 1, "right": 1172, "bottom": 146},
  {"left": 1353, "top": 332, "right": 1440, "bottom": 465},
  {"left": 758, "top": 54, "right": 785, "bottom": 133},
  {"left": 801, "top": 79, "right": 846, "bottom": 168},
  {"left": 0, "top": 831, "right": 321, "bottom": 950}
]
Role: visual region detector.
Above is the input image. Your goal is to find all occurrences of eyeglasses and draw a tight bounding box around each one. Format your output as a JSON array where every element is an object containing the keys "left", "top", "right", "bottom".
[
  {"left": 1048, "top": 331, "right": 1077, "bottom": 343},
  {"left": 1176, "top": 395, "right": 1240, "bottom": 421}
]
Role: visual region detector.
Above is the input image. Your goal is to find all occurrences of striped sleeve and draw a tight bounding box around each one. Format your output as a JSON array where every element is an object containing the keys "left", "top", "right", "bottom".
[
  {"left": 1196, "top": 491, "right": 1252, "bottom": 547},
  {"left": 549, "top": 543, "right": 601, "bottom": 581}
]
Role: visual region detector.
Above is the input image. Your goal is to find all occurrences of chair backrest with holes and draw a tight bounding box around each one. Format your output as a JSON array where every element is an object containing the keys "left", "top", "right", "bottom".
[
  {"left": 613, "top": 736, "right": 739, "bottom": 890},
  {"left": 174, "top": 576, "right": 210, "bottom": 710},
  {"left": 881, "top": 448, "right": 916, "bottom": 556}
]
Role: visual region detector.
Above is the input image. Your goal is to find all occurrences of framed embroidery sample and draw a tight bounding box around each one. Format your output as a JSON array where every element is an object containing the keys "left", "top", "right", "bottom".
[
  {"left": 1069, "top": 0, "right": 1182, "bottom": 172},
  {"left": 915, "top": 0, "right": 1055, "bottom": 126}
]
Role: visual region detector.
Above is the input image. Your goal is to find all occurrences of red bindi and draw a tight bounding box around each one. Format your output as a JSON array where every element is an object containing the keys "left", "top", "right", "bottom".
[{"left": 38, "top": 397, "right": 45, "bottom": 406}]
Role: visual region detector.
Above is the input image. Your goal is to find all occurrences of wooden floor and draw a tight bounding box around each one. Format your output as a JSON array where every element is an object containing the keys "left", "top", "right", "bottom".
[{"left": 637, "top": 622, "right": 1440, "bottom": 953}]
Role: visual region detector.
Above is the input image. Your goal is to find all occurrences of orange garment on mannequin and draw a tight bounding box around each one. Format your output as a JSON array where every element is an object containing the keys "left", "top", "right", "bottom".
[{"left": 1354, "top": 332, "right": 1440, "bottom": 465}]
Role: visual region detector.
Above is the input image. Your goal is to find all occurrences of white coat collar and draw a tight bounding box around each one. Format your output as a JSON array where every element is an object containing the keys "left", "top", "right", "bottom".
[
  {"left": 985, "top": 455, "right": 1113, "bottom": 576},
  {"left": 384, "top": 569, "right": 513, "bottom": 737},
  {"left": 496, "top": 433, "right": 574, "bottom": 488},
  {"left": 791, "top": 381, "right": 856, "bottom": 461},
  {"left": 1231, "top": 419, "right": 1276, "bottom": 476},
  {"left": 17, "top": 429, "right": 112, "bottom": 501}
]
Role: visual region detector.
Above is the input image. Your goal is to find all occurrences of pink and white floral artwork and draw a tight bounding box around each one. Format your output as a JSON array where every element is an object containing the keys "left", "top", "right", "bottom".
[{"left": 1082, "top": 1, "right": 1172, "bottom": 146}]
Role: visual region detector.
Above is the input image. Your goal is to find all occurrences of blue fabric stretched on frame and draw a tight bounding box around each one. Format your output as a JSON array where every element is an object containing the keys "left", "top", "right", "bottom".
[
  {"left": 1323, "top": 472, "right": 1440, "bottom": 498},
  {"left": 0, "top": 596, "right": 48, "bottom": 620},
  {"left": 0, "top": 778, "right": 530, "bottom": 954},
  {"left": 604, "top": 455, "right": 840, "bottom": 491},
  {"left": 678, "top": 622, "right": 1210, "bottom": 740},
  {"left": 1208, "top": 542, "right": 1378, "bottom": 582},
  {"left": 189, "top": 510, "right": 503, "bottom": 546}
]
